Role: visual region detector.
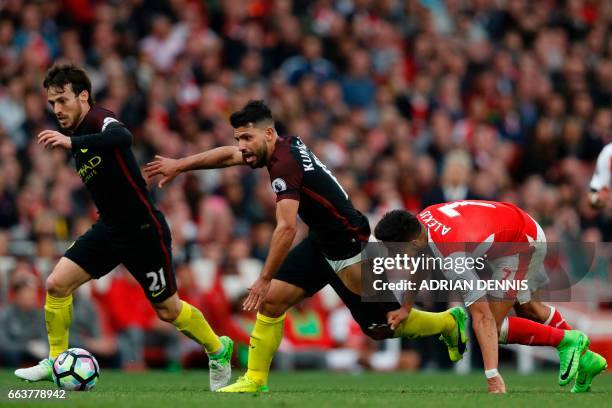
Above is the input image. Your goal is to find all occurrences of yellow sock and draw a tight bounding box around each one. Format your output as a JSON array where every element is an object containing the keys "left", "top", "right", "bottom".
[
  {"left": 394, "top": 308, "right": 455, "bottom": 338},
  {"left": 172, "top": 300, "right": 222, "bottom": 354},
  {"left": 45, "top": 293, "right": 73, "bottom": 359},
  {"left": 246, "top": 313, "right": 285, "bottom": 385}
]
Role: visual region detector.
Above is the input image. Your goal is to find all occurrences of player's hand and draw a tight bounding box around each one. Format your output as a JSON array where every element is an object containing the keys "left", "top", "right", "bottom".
[
  {"left": 144, "top": 155, "right": 181, "bottom": 188},
  {"left": 37, "top": 130, "right": 71, "bottom": 149},
  {"left": 387, "top": 306, "right": 410, "bottom": 331},
  {"left": 243, "top": 277, "right": 271, "bottom": 312},
  {"left": 487, "top": 373, "right": 506, "bottom": 394}
]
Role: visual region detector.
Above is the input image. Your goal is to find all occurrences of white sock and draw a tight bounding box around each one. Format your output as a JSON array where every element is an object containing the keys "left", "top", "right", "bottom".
[
  {"left": 498, "top": 317, "right": 509, "bottom": 344},
  {"left": 543, "top": 305, "right": 555, "bottom": 326}
]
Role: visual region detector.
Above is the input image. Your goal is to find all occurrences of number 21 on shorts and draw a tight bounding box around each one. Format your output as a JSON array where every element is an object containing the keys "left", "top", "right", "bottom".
[{"left": 147, "top": 268, "right": 166, "bottom": 297}]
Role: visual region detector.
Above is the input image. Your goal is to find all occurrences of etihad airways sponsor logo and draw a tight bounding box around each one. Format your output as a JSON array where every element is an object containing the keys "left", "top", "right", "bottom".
[{"left": 78, "top": 156, "right": 102, "bottom": 183}]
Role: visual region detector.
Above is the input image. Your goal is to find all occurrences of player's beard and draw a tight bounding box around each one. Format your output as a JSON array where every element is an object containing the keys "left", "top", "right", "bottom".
[
  {"left": 59, "top": 103, "right": 82, "bottom": 132},
  {"left": 247, "top": 142, "right": 268, "bottom": 168}
]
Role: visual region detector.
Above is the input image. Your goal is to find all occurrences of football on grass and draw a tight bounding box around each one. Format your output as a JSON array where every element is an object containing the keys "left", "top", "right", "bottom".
[{"left": 52, "top": 348, "right": 100, "bottom": 391}]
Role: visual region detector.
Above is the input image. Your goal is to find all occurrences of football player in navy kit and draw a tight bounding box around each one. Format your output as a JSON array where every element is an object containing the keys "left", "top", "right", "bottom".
[
  {"left": 145, "top": 100, "right": 468, "bottom": 392},
  {"left": 15, "top": 64, "right": 233, "bottom": 391}
]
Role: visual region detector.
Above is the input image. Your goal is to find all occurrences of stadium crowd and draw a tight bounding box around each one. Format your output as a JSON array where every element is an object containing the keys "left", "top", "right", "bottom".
[{"left": 0, "top": 0, "right": 611, "bottom": 370}]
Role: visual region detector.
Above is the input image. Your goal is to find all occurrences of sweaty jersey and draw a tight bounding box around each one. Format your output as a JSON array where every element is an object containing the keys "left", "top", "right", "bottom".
[
  {"left": 267, "top": 136, "right": 370, "bottom": 259},
  {"left": 69, "top": 106, "right": 162, "bottom": 230},
  {"left": 590, "top": 143, "right": 612, "bottom": 192},
  {"left": 419, "top": 200, "right": 538, "bottom": 259}
]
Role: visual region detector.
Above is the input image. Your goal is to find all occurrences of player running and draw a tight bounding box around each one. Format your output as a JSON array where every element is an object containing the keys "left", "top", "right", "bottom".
[
  {"left": 14, "top": 64, "right": 233, "bottom": 391},
  {"left": 589, "top": 143, "right": 611, "bottom": 208},
  {"left": 145, "top": 100, "right": 468, "bottom": 393},
  {"left": 374, "top": 201, "right": 607, "bottom": 393}
]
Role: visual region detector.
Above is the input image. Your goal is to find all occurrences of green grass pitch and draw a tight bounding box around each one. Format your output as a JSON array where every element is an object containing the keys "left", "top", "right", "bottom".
[{"left": 1, "top": 369, "right": 610, "bottom": 407}]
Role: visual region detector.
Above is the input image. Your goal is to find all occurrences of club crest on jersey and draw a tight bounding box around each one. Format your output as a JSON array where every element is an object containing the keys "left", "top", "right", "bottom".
[{"left": 272, "top": 178, "right": 287, "bottom": 193}]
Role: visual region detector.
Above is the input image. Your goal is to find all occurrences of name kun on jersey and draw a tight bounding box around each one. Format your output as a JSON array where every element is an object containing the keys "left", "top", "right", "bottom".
[
  {"left": 418, "top": 210, "right": 452, "bottom": 235},
  {"left": 296, "top": 140, "right": 315, "bottom": 171}
]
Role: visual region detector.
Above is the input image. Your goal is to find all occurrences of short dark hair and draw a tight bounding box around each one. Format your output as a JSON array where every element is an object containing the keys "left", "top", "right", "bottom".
[
  {"left": 374, "top": 209, "right": 422, "bottom": 242},
  {"left": 43, "top": 63, "right": 93, "bottom": 105},
  {"left": 230, "top": 100, "right": 273, "bottom": 128}
]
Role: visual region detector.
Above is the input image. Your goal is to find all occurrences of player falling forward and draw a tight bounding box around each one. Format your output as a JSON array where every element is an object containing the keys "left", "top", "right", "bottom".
[
  {"left": 145, "top": 100, "right": 468, "bottom": 392},
  {"left": 14, "top": 64, "right": 233, "bottom": 391},
  {"left": 374, "top": 201, "right": 607, "bottom": 393}
]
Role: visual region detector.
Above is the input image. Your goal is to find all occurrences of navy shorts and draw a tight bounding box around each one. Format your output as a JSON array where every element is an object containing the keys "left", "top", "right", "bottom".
[
  {"left": 64, "top": 216, "right": 176, "bottom": 303},
  {"left": 275, "top": 234, "right": 400, "bottom": 339}
]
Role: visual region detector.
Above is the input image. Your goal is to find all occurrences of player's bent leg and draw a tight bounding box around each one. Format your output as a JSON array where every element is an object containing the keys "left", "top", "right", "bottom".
[
  {"left": 333, "top": 265, "right": 468, "bottom": 362},
  {"left": 495, "top": 300, "right": 590, "bottom": 386},
  {"left": 15, "top": 257, "right": 90, "bottom": 383},
  {"left": 390, "top": 306, "right": 467, "bottom": 362},
  {"left": 152, "top": 293, "right": 231, "bottom": 391},
  {"left": 336, "top": 262, "right": 362, "bottom": 295},
  {"left": 218, "top": 279, "right": 305, "bottom": 393},
  {"left": 515, "top": 301, "right": 607, "bottom": 392}
]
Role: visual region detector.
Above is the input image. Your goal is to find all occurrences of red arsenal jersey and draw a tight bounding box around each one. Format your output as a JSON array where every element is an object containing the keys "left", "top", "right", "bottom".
[{"left": 419, "top": 200, "right": 538, "bottom": 258}]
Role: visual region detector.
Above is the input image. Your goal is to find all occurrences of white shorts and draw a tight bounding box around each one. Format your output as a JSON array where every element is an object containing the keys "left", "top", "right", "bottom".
[
  {"left": 488, "top": 221, "right": 548, "bottom": 304},
  {"left": 442, "top": 222, "right": 548, "bottom": 307}
]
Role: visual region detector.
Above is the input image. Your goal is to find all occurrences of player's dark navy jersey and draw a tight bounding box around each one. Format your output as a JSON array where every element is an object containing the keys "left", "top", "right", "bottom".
[
  {"left": 267, "top": 136, "right": 370, "bottom": 259},
  {"left": 69, "top": 106, "right": 162, "bottom": 231}
]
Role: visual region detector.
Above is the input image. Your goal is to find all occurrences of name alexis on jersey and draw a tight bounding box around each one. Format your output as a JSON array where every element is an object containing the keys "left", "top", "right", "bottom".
[{"left": 418, "top": 210, "right": 451, "bottom": 235}]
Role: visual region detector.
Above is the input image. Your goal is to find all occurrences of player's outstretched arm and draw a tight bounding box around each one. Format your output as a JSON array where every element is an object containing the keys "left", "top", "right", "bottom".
[
  {"left": 144, "top": 146, "right": 244, "bottom": 188},
  {"left": 243, "top": 198, "right": 299, "bottom": 312}
]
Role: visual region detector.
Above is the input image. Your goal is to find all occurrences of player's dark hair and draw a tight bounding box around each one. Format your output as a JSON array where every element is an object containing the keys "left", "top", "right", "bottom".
[
  {"left": 374, "top": 209, "right": 422, "bottom": 242},
  {"left": 230, "top": 100, "right": 274, "bottom": 128},
  {"left": 43, "top": 63, "right": 93, "bottom": 106}
]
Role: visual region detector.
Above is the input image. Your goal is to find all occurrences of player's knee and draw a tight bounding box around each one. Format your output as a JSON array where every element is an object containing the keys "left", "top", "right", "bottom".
[
  {"left": 514, "top": 304, "right": 537, "bottom": 322},
  {"left": 259, "top": 299, "right": 289, "bottom": 318},
  {"left": 515, "top": 303, "right": 548, "bottom": 323},
  {"left": 155, "top": 306, "right": 180, "bottom": 323},
  {"left": 45, "top": 274, "right": 72, "bottom": 297},
  {"left": 362, "top": 324, "right": 394, "bottom": 340}
]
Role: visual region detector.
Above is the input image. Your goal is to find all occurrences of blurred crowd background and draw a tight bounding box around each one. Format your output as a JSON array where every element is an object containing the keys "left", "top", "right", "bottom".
[{"left": 0, "top": 0, "right": 611, "bottom": 372}]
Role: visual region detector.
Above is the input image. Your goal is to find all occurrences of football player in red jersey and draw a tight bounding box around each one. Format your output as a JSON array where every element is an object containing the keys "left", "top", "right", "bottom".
[
  {"left": 375, "top": 200, "right": 607, "bottom": 393},
  {"left": 145, "top": 101, "right": 469, "bottom": 392}
]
